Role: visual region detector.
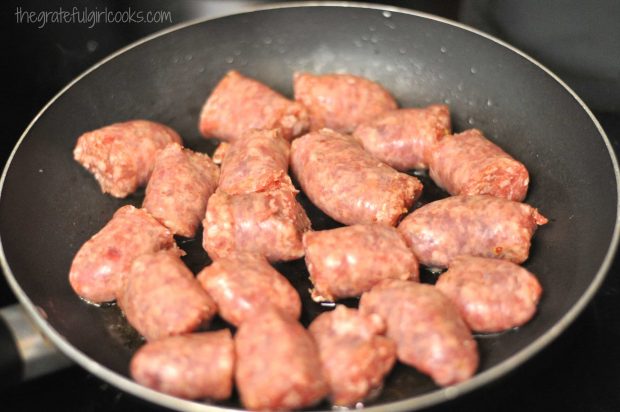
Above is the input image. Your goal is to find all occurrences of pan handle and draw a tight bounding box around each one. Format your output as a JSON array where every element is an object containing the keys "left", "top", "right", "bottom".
[{"left": 0, "top": 305, "right": 71, "bottom": 386}]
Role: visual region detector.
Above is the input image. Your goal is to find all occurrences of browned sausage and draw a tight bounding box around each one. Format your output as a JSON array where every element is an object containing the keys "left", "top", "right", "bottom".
[
  {"left": 429, "top": 129, "right": 530, "bottom": 201},
  {"left": 360, "top": 279, "right": 478, "bottom": 386},
  {"left": 142, "top": 143, "right": 219, "bottom": 238},
  {"left": 398, "top": 195, "right": 548, "bottom": 268},
  {"left": 199, "top": 70, "right": 309, "bottom": 142},
  {"left": 196, "top": 252, "right": 301, "bottom": 327},
  {"left": 235, "top": 308, "right": 329, "bottom": 411},
  {"left": 202, "top": 188, "right": 311, "bottom": 262},
  {"left": 73, "top": 119, "right": 182, "bottom": 198},
  {"left": 308, "top": 305, "right": 396, "bottom": 406},
  {"left": 130, "top": 330, "right": 234, "bottom": 400},
  {"left": 353, "top": 105, "right": 451, "bottom": 170},
  {"left": 68, "top": 205, "right": 179, "bottom": 303},
  {"left": 117, "top": 250, "right": 217, "bottom": 341},
  {"left": 436, "top": 255, "right": 543, "bottom": 332},
  {"left": 293, "top": 72, "right": 397, "bottom": 133},
  {"left": 303, "top": 224, "right": 419, "bottom": 302},
  {"left": 217, "top": 129, "right": 294, "bottom": 195},
  {"left": 291, "top": 129, "right": 423, "bottom": 226}
]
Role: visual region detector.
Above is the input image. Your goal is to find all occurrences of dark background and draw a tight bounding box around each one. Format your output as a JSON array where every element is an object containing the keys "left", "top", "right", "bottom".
[{"left": 2, "top": 1, "right": 619, "bottom": 411}]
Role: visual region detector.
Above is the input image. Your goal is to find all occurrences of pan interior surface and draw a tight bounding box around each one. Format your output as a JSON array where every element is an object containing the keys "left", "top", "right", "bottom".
[{"left": 0, "top": 4, "right": 617, "bottom": 412}]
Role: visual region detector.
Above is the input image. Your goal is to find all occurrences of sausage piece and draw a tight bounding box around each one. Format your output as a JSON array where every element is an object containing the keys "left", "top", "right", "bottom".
[
  {"left": 429, "top": 129, "right": 530, "bottom": 201},
  {"left": 197, "top": 252, "right": 301, "bottom": 327},
  {"left": 199, "top": 70, "right": 309, "bottom": 142},
  {"left": 217, "top": 129, "right": 294, "bottom": 195},
  {"left": 398, "top": 195, "right": 548, "bottom": 268},
  {"left": 360, "top": 280, "right": 478, "bottom": 386},
  {"left": 143, "top": 143, "right": 219, "bottom": 238},
  {"left": 117, "top": 250, "right": 217, "bottom": 341},
  {"left": 436, "top": 255, "right": 543, "bottom": 332},
  {"left": 74, "top": 120, "right": 182, "bottom": 198},
  {"left": 69, "top": 205, "right": 178, "bottom": 303},
  {"left": 293, "top": 72, "right": 398, "bottom": 133},
  {"left": 303, "top": 224, "right": 419, "bottom": 302},
  {"left": 308, "top": 305, "right": 396, "bottom": 406},
  {"left": 353, "top": 105, "right": 451, "bottom": 170},
  {"left": 202, "top": 189, "right": 311, "bottom": 262},
  {"left": 291, "top": 129, "right": 423, "bottom": 226},
  {"left": 212, "top": 142, "right": 230, "bottom": 165},
  {"left": 235, "top": 308, "right": 329, "bottom": 411},
  {"left": 130, "top": 330, "right": 234, "bottom": 400}
]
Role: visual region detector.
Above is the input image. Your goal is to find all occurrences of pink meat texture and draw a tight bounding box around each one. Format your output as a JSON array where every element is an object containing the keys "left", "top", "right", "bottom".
[
  {"left": 293, "top": 72, "right": 398, "bottom": 133},
  {"left": 142, "top": 143, "right": 220, "bottom": 237},
  {"left": 398, "top": 195, "right": 548, "bottom": 268},
  {"left": 69, "top": 205, "right": 178, "bottom": 303},
  {"left": 353, "top": 105, "right": 451, "bottom": 170},
  {"left": 290, "top": 129, "right": 423, "bottom": 226},
  {"left": 235, "top": 308, "right": 329, "bottom": 411},
  {"left": 117, "top": 250, "right": 217, "bottom": 341},
  {"left": 197, "top": 252, "right": 301, "bottom": 327},
  {"left": 436, "top": 255, "right": 543, "bottom": 332},
  {"left": 308, "top": 305, "right": 397, "bottom": 406},
  {"left": 360, "top": 279, "right": 478, "bottom": 386},
  {"left": 130, "top": 330, "right": 234, "bottom": 400},
  {"left": 217, "top": 129, "right": 294, "bottom": 195},
  {"left": 199, "top": 70, "right": 309, "bottom": 142},
  {"left": 303, "top": 224, "right": 419, "bottom": 302},
  {"left": 73, "top": 119, "right": 182, "bottom": 198},
  {"left": 429, "top": 128, "right": 530, "bottom": 201},
  {"left": 202, "top": 188, "right": 311, "bottom": 262}
]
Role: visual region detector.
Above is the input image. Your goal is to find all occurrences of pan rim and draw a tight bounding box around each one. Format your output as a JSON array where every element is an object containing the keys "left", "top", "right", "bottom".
[{"left": 1, "top": 2, "right": 618, "bottom": 411}]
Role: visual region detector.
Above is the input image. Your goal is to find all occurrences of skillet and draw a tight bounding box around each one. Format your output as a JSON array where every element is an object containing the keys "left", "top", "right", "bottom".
[{"left": 1, "top": 3, "right": 618, "bottom": 411}]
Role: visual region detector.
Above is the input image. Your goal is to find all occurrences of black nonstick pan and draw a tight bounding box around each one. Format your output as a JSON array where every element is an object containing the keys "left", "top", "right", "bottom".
[{"left": 1, "top": 3, "right": 618, "bottom": 411}]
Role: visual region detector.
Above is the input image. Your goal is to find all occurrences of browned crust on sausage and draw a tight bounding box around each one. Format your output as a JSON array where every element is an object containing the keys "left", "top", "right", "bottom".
[
  {"left": 73, "top": 120, "right": 182, "bottom": 198},
  {"left": 360, "top": 279, "right": 478, "bottom": 386},
  {"left": 436, "top": 255, "right": 543, "bottom": 332},
  {"left": 199, "top": 70, "right": 309, "bottom": 142},
  {"left": 197, "top": 252, "right": 301, "bottom": 327},
  {"left": 303, "top": 224, "right": 419, "bottom": 302},
  {"left": 293, "top": 72, "right": 398, "bottom": 133},
  {"left": 130, "top": 330, "right": 234, "bottom": 400},
  {"left": 291, "top": 129, "right": 423, "bottom": 226}
]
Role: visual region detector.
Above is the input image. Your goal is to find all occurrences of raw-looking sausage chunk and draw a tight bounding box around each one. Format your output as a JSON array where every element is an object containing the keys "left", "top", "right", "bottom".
[
  {"left": 74, "top": 120, "right": 182, "bottom": 198},
  {"left": 130, "top": 330, "right": 234, "bottom": 400},
  {"left": 398, "top": 195, "right": 548, "bottom": 268},
  {"left": 436, "top": 255, "right": 543, "bottom": 332},
  {"left": 69, "top": 205, "right": 179, "bottom": 304},
  {"left": 303, "top": 224, "right": 419, "bottom": 302},
  {"left": 235, "top": 308, "right": 329, "bottom": 411},
  {"left": 212, "top": 142, "right": 230, "bottom": 165},
  {"left": 293, "top": 72, "right": 398, "bottom": 133},
  {"left": 202, "top": 189, "right": 311, "bottom": 262},
  {"left": 291, "top": 129, "right": 423, "bottom": 226},
  {"left": 217, "top": 129, "right": 294, "bottom": 195},
  {"left": 197, "top": 252, "right": 301, "bottom": 327},
  {"left": 143, "top": 143, "right": 219, "bottom": 238},
  {"left": 199, "top": 70, "right": 309, "bottom": 142},
  {"left": 308, "top": 305, "right": 397, "bottom": 406},
  {"left": 353, "top": 105, "right": 451, "bottom": 170},
  {"left": 429, "top": 129, "right": 530, "bottom": 201},
  {"left": 117, "top": 250, "right": 217, "bottom": 341},
  {"left": 360, "top": 279, "right": 478, "bottom": 386}
]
